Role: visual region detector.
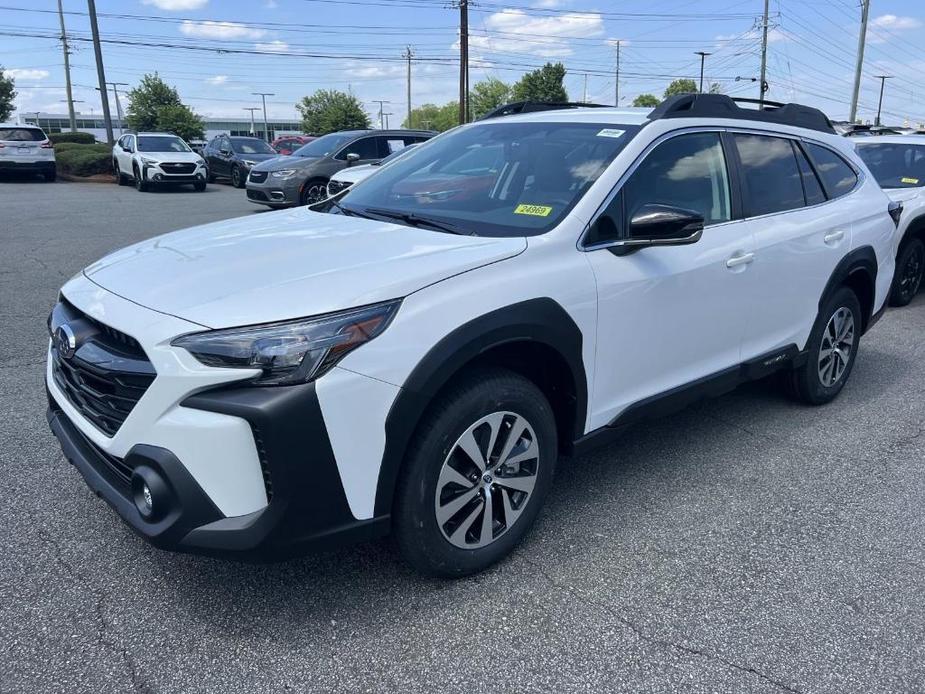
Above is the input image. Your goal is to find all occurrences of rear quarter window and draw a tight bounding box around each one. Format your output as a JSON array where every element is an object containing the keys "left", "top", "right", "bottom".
[{"left": 805, "top": 143, "right": 859, "bottom": 198}]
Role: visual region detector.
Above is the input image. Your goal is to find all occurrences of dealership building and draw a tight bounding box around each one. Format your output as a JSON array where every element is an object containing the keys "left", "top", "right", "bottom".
[{"left": 20, "top": 113, "right": 304, "bottom": 141}]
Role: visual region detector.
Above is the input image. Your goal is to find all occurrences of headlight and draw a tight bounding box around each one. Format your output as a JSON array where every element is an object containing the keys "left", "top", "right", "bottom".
[
  {"left": 141, "top": 157, "right": 160, "bottom": 166},
  {"left": 196, "top": 157, "right": 206, "bottom": 166},
  {"left": 171, "top": 300, "right": 401, "bottom": 385},
  {"left": 271, "top": 169, "right": 298, "bottom": 178},
  {"left": 243, "top": 160, "right": 257, "bottom": 167}
]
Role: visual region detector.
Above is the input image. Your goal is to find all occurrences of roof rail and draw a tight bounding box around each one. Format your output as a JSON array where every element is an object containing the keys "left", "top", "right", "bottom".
[
  {"left": 648, "top": 93, "right": 835, "bottom": 134},
  {"left": 479, "top": 100, "right": 610, "bottom": 121}
]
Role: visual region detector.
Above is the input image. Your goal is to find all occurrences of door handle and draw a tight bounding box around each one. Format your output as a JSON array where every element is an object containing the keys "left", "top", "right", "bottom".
[
  {"left": 726, "top": 252, "right": 755, "bottom": 269},
  {"left": 824, "top": 230, "right": 846, "bottom": 245}
]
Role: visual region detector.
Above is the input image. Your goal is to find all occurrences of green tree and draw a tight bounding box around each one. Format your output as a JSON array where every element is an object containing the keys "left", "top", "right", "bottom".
[
  {"left": 632, "top": 93, "right": 660, "bottom": 108},
  {"left": 296, "top": 89, "right": 370, "bottom": 135},
  {"left": 469, "top": 77, "right": 511, "bottom": 119},
  {"left": 156, "top": 103, "right": 204, "bottom": 141},
  {"left": 511, "top": 62, "right": 568, "bottom": 103},
  {"left": 125, "top": 73, "right": 183, "bottom": 132},
  {"left": 403, "top": 102, "right": 459, "bottom": 132},
  {"left": 663, "top": 79, "right": 698, "bottom": 98},
  {"left": 0, "top": 67, "right": 17, "bottom": 122}
]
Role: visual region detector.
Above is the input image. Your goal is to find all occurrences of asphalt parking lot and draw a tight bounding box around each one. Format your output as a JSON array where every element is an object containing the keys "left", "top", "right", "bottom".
[{"left": 1, "top": 178, "right": 923, "bottom": 693}]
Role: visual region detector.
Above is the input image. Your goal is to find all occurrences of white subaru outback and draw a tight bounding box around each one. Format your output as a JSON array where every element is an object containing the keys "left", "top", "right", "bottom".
[{"left": 47, "top": 95, "right": 898, "bottom": 577}]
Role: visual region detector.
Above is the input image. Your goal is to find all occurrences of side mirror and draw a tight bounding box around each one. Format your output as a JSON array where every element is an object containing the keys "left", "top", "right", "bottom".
[
  {"left": 610, "top": 204, "right": 704, "bottom": 256},
  {"left": 345, "top": 152, "right": 361, "bottom": 166}
]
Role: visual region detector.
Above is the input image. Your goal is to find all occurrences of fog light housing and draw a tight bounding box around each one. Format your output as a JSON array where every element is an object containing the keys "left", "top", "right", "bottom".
[
  {"left": 131, "top": 465, "right": 170, "bottom": 522},
  {"left": 153, "top": 173, "right": 163, "bottom": 181}
]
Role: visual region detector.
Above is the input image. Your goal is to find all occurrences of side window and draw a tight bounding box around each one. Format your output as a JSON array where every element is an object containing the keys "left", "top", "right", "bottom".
[
  {"left": 126, "top": 135, "right": 135, "bottom": 151},
  {"left": 337, "top": 137, "right": 379, "bottom": 161},
  {"left": 221, "top": 136, "right": 231, "bottom": 152},
  {"left": 805, "top": 143, "right": 858, "bottom": 199},
  {"left": 733, "top": 134, "right": 804, "bottom": 216},
  {"left": 793, "top": 142, "right": 826, "bottom": 205},
  {"left": 623, "top": 131, "right": 731, "bottom": 226},
  {"left": 117, "top": 135, "right": 126, "bottom": 149}
]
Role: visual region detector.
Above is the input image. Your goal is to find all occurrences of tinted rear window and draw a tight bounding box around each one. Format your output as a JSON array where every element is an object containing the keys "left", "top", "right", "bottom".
[
  {"left": 0, "top": 128, "right": 45, "bottom": 141},
  {"left": 856, "top": 142, "right": 925, "bottom": 188},
  {"left": 806, "top": 143, "right": 859, "bottom": 198}
]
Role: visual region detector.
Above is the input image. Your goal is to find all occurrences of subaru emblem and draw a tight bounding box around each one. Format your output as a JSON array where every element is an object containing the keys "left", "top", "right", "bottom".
[{"left": 55, "top": 324, "right": 77, "bottom": 359}]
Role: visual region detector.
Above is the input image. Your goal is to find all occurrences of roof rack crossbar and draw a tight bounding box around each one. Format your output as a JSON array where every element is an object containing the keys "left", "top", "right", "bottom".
[
  {"left": 479, "top": 100, "right": 611, "bottom": 121},
  {"left": 647, "top": 93, "right": 835, "bottom": 134}
]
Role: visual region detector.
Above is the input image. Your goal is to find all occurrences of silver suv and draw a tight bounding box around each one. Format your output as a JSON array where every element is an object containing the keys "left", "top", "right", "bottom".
[{"left": 0, "top": 124, "right": 56, "bottom": 182}]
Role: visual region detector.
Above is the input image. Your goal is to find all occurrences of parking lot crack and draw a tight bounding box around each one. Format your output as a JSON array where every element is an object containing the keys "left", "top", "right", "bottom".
[
  {"left": 517, "top": 554, "right": 804, "bottom": 694},
  {"left": 37, "top": 530, "right": 149, "bottom": 693}
]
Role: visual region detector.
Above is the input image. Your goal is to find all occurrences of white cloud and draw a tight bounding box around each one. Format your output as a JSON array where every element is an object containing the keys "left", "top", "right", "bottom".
[
  {"left": 468, "top": 9, "right": 603, "bottom": 58},
  {"left": 254, "top": 40, "right": 290, "bottom": 53},
  {"left": 206, "top": 75, "right": 229, "bottom": 85},
  {"left": 179, "top": 20, "right": 266, "bottom": 40},
  {"left": 264, "top": 0, "right": 278, "bottom": 7},
  {"left": 6, "top": 68, "right": 49, "bottom": 80},
  {"left": 142, "top": 0, "right": 208, "bottom": 10},
  {"left": 714, "top": 27, "right": 788, "bottom": 47},
  {"left": 871, "top": 14, "right": 922, "bottom": 31},
  {"left": 534, "top": 0, "right": 566, "bottom": 7}
]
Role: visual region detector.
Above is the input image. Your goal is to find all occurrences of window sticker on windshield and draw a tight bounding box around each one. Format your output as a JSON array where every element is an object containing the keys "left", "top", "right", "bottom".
[
  {"left": 514, "top": 204, "right": 553, "bottom": 217},
  {"left": 901, "top": 177, "right": 919, "bottom": 184},
  {"left": 596, "top": 128, "right": 625, "bottom": 138}
]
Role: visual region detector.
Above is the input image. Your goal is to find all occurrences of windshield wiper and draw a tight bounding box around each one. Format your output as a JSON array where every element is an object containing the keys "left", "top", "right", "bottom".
[
  {"left": 363, "top": 208, "right": 471, "bottom": 235},
  {"left": 324, "top": 197, "right": 379, "bottom": 221}
]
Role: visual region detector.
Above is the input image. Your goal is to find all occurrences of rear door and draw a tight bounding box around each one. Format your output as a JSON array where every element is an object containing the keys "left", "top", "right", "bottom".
[
  {"left": 732, "top": 133, "right": 858, "bottom": 358},
  {"left": 118, "top": 134, "right": 135, "bottom": 174}
]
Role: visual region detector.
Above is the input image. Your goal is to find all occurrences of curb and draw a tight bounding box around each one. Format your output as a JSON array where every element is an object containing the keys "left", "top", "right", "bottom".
[{"left": 58, "top": 173, "right": 116, "bottom": 184}]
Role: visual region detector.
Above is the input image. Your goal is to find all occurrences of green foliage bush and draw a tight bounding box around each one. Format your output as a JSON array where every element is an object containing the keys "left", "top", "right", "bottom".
[
  {"left": 53, "top": 142, "right": 109, "bottom": 154},
  {"left": 56, "top": 145, "right": 112, "bottom": 177},
  {"left": 48, "top": 131, "right": 96, "bottom": 145}
]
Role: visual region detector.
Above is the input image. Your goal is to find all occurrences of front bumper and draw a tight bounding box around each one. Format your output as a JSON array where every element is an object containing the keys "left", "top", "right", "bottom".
[
  {"left": 142, "top": 163, "right": 206, "bottom": 184},
  {"left": 47, "top": 381, "right": 390, "bottom": 560},
  {"left": 246, "top": 173, "right": 301, "bottom": 207}
]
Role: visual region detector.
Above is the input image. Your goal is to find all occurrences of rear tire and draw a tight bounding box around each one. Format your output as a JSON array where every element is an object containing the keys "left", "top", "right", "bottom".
[
  {"left": 787, "top": 286, "right": 862, "bottom": 406},
  {"left": 889, "top": 237, "right": 924, "bottom": 307},
  {"left": 43, "top": 168, "right": 56, "bottom": 182},
  {"left": 393, "top": 368, "right": 557, "bottom": 578}
]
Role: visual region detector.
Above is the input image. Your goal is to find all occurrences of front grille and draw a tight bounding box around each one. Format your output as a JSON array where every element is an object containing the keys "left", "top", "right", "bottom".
[
  {"left": 50, "top": 300, "right": 156, "bottom": 437},
  {"left": 326, "top": 180, "right": 351, "bottom": 197},
  {"left": 248, "top": 170, "right": 268, "bottom": 183},
  {"left": 160, "top": 162, "right": 196, "bottom": 174},
  {"left": 247, "top": 189, "right": 269, "bottom": 201}
]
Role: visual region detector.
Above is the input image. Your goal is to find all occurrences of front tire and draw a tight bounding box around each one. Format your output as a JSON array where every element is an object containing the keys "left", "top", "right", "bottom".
[
  {"left": 299, "top": 179, "right": 327, "bottom": 206},
  {"left": 393, "top": 368, "right": 557, "bottom": 578},
  {"left": 889, "top": 237, "right": 924, "bottom": 307},
  {"left": 133, "top": 165, "right": 148, "bottom": 192},
  {"left": 787, "top": 286, "right": 862, "bottom": 406},
  {"left": 194, "top": 179, "right": 207, "bottom": 192},
  {"left": 230, "top": 165, "right": 244, "bottom": 188}
]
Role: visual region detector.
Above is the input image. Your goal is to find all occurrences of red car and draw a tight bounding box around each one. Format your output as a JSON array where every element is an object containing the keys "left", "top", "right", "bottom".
[{"left": 271, "top": 135, "right": 315, "bottom": 155}]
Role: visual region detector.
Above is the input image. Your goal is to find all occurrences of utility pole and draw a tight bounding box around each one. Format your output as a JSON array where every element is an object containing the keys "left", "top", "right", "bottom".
[
  {"left": 582, "top": 73, "right": 588, "bottom": 103},
  {"left": 244, "top": 107, "right": 259, "bottom": 135},
  {"left": 456, "top": 0, "right": 468, "bottom": 125},
  {"left": 109, "top": 82, "right": 127, "bottom": 136},
  {"left": 403, "top": 46, "right": 414, "bottom": 127},
  {"left": 758, "top": 0, "right": 770, "bottom": 107},
  {"left": 695, "top": 51, "right": 711, "bottom": 93},
  {"left": 372, "top": 100, "right": 389, "bottom": 129},
  {"left": 614, "top": 40, "right": 621, "bottom": 106},
  {"left": 57, "top": 0, "right": 76, "bottom": 132},
  {"left": 383, "top": 113, "right": 392, "bottom": 129},
  {"left": 87, "top": 0, "right": 114, "bottom": 144},
  {"left": 875, "top": 75, "right": 892, "bottom": 126},
  {"left": 849, "top": 0, "right": 871, "bottom": 123},
  {"left": 252, "top": 92, "right": 274, "bottom": 141}
]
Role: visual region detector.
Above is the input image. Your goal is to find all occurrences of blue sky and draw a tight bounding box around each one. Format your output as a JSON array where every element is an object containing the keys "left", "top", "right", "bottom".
[{"left": 3, "top": 0, "right": 924, "bottom": 126}]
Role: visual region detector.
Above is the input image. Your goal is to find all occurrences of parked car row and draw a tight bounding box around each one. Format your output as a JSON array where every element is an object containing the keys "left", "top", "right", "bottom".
[{"left": 44, "top": 94, "right": 924, "bottom": 579}]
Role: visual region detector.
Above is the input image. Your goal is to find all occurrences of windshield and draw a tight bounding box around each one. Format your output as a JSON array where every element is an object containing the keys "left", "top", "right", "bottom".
[
  {"left": 856, "top": 142, "right": 925, "bottom": 188},
  {"left": 0, "top": 128, "right": 46, "bottom": 141},
  {"left": 231, "top": 138, "right": 275, "bottom": 155},
  {"left": 339, "top": 121, "right": 640, "bottom": 237},
  {"left": 292, "top": 132, "right": 357, "bottom": 158},
  {"left": 137, "top": 136, "right": 191, "bottom": 153}
]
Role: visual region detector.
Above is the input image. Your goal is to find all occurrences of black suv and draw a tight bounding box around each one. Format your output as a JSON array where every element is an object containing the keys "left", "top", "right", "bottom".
[{"left": 203, "top": 135, "right": 279, "bottom": 188}]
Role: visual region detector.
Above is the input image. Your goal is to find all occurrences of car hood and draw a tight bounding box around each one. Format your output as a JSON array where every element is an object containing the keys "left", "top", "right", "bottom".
[
  {"left": 331, "top": 164, "right": 376, "bottom": 184},
  {"left": 136, "top": 151, "right": 202, "bottom": 163},
  {"left": 252, "top": 155, "right": 321, "bottom": 172},
  {"left": 83, "top": 208, "right": 526, "bottom": 329},
  {"left": 239, "top": 152, "right": 278, "bottom": 164}
]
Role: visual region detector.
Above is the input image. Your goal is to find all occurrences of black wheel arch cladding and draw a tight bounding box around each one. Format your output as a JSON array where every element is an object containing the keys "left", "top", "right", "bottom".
[
  {"left": 819, "top": 245, "right": 878, "bottom": 332},
  {"left": 373, "top": 297, "right": 587, "bottom": 517}
]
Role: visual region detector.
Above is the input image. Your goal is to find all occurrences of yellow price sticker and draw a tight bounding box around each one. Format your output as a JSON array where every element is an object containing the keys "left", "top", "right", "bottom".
[
  {"left": 514, "top": 204, "right": 553, "bottom": 217},
  {"left": 901, "top": 177, "right": 919, "bottom": 184}
]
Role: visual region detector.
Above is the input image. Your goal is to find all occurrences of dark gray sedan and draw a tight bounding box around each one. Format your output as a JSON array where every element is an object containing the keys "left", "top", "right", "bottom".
[{"left": 245, "top": 129, "right": 434, "bottom": 207}]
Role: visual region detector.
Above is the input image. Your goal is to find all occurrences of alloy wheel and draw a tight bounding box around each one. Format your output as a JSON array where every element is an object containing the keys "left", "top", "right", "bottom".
[
  {"left": 434, "top": 411, "right": 540, "bottom": 550},
  {"left": 231, "top": 167, "right": 241, "bottom": 187},
  {"left": 303, "top": 183, "right": 326, "bottom": 205},
  {"left": 898, "top": 244, "right": 924, "bottom": 302},
  {"left": 818, "top": 307, "right": 855, "bottom": 387}
]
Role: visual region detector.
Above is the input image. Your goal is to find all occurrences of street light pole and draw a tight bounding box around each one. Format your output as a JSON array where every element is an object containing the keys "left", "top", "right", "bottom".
[
  {"left": 875, "top": 75, "right": 892, "bottom": 126},
  {"left": 695, "top": 51, "right": 711, "bottom": 93},
  {"left": 87, "top": 0, "right": 114, "bottom": 144},
  {"left": 252, "top": 92, "right": 274, "bottom": 142},
  {"left": 244, "top": 107, "right": 259, "bottom": 135}
]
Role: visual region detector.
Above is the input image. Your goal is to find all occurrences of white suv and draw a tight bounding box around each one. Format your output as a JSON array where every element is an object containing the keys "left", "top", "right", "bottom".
[
  {"left": 0, "top": 123, "right": 56, "bottom": 181},
  {"left": 112, "top": 132, "right": 207, "bottom": 191},
  {"left": 854, "top": 135, "right": 925, "bottom": 305},
  {"left": 47, "top": 95, "right": 898, "bottom": 577}
]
